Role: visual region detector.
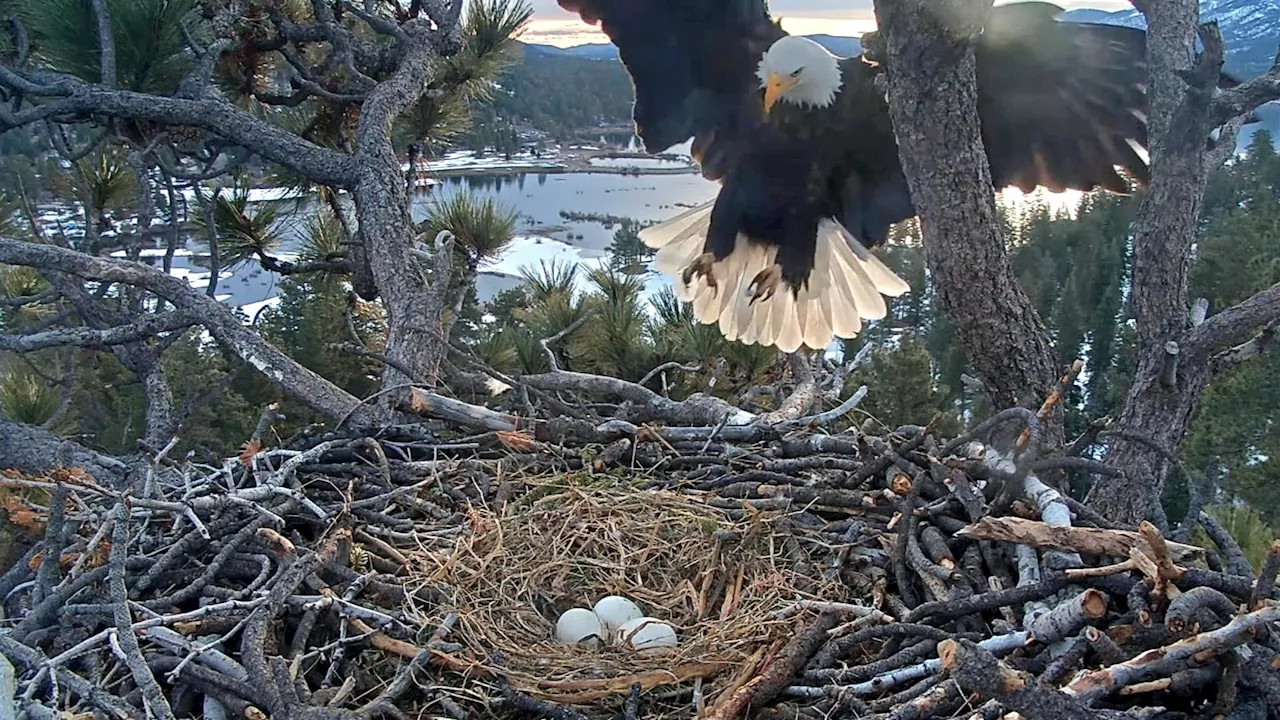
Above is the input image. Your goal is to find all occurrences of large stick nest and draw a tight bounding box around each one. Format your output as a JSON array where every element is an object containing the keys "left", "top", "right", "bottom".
[{"left": 409, "top": 479, "right": 850, "bottom": 704}]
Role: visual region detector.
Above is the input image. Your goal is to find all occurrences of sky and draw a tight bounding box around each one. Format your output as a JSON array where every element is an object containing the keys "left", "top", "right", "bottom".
[{"left": 519, "top": 0, "right": 1137, "bottom": 47}]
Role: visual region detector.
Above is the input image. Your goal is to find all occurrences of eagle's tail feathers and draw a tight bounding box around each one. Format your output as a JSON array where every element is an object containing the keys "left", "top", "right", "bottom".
[
  {"left": 639, "top": 200, "right": 715, "bottom": 250},
  {"left": 647, "top": 201, "right": 715, "bottom": 289},
  {"left": 654, "top": 213, "right": 910, "bottom": 353},
  {"left": 830, "top": 233, "right": 889, "bottom": 320},
  {"left": 830, "top": 221, "right": 911, "bottom": 297}
]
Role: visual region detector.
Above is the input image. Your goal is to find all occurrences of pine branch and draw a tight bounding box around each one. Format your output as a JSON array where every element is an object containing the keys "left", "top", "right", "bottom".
[
  {"left": 0, "top": 238, "right": 374, "bottom": 427},
  {"left": 0, "top": 309, "right": 199, "bottom": 352},
  {"left": 0, "top": 73, "right": 357, "bottom": 188}
]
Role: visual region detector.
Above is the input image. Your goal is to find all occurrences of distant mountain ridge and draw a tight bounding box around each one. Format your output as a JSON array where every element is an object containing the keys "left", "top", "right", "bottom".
[
  {"left": 1061, "top": 0, "right": 1279, "bottom": 80},
  {"left": 523, "top": 34, "right": 863, "bottom": 60},
  {"left": 511, "top": 2, "right": 1276, "bottom": 147},
  {"left": 527, "top": 0, "right": 1275, "bottom": 79}
]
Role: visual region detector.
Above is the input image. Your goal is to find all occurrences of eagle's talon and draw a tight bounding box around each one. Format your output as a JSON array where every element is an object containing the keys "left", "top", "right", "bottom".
[
  {"left": 747, "top": 264, "right": 783, "bottom": 304},
  {"left": 682, "top": 252, "right": 718, "bottom": 293}
]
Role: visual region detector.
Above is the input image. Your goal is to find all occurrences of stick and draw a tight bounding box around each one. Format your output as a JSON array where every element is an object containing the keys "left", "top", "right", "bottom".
[
  {"left": 1064, "top": 604, "right": 1280, "bottom": 704},
  {"left": 956, "top": 516, "right": 1204, "bottom": 564},
  {"left": 109, "top": 501, "right": 178, "bottom": 720}
]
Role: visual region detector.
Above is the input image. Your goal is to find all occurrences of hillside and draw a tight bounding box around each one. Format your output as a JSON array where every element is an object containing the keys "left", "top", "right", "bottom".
[
  {"left": 486, "top": 43, "right": 636, "bottom": 135},
  {"left": 496, "top": 5, "right": 1276, "bottom": 144},
  {"left": 488, "top": 36, "right": 864, "bottom": 134},
  {"left": 1063, "top": 0, "right": 1279, "bottom": 79}
]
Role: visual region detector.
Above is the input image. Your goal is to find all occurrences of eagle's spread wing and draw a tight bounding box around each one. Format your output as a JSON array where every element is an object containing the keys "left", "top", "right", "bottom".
[
  {"left": 556, "top": 0, "right": 784, "bottom": 181},
  {"left": 972, "top": 2, "right": 1152, "bottom": 193}
]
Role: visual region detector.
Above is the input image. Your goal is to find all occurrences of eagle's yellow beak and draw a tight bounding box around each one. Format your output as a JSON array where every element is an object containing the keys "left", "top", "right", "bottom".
[{"left": 763, "top": 72, "right": 800, "bottom": 115}]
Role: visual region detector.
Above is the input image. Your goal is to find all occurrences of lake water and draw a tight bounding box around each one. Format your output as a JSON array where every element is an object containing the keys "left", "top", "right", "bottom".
[
  {"left": 413, "top": 172, "right": 719, "bottom": 303},
  {"left": 142, "top": 171, "right": 720, "bottom": 317},
  {"left": 147, "top": 168, "right": 1095, "bottom": 317}
]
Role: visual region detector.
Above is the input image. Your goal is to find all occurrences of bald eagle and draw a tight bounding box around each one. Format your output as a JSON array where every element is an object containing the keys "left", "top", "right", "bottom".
[{"left": 555, "top": 0, "right": 1240, "bottom": 353}]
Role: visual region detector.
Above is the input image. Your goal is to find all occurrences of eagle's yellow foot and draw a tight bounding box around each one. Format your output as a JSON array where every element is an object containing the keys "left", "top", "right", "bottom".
[
  {"left": 747, "top": 264, "right": 783, "bottom": 304},
  {"left": 682, "top": 253, "right": 718, "bottom": 293}
]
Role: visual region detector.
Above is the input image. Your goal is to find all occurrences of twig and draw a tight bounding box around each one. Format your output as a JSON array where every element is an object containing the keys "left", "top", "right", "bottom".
[{"left": 109, "top": 500, "right": 178, "bottom": 720}]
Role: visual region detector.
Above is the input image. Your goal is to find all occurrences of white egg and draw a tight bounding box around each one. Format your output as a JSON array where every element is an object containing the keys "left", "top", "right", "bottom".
[
  {"left": 614, "top": 617, "right": 678, "bottom": 654},
  {"left": 554, "top": 608, "right": 603, "bottom": 646},
  {"left": 592, "top": 595, "right": 643, "bottom": 635}
]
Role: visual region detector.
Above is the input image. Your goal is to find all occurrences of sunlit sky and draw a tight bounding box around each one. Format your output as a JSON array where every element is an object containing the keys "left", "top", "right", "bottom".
[{"left": 514, "top": 0, "right": 1137, "bottom": 47}]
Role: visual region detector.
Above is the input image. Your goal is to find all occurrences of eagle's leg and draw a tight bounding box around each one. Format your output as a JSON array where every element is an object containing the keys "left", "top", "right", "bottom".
[
  {"left": 747, "top": 264, "right": 783, "bottom": 304},
  {"left": 681, "top": 253, "right": 718, "bottom": 294}
]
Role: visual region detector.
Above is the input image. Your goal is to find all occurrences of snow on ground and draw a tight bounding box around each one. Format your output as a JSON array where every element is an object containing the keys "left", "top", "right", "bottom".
[
  {"left": 478, "top": 235, "right": 607, "bottom": 280},
  {"left": 178, "top": 186, "right": 308, "bottom": 205},
  {"left": 240, "top": 297, "right": 282, "bottom": 320},
  {"left": 416, "top": 150, "right": 565, "bottom": 173},
  {"left": 108, "top": 248, "right": 196, "bottom": 258},
  {"left": 587, "top": 157, "right": 692, "bottom": 170}
]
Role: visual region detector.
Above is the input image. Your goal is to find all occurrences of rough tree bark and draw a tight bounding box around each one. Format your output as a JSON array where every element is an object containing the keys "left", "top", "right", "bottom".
[
  {"left": 871, "top": 0, "right": 1280, "bottom": 526},
  {"left": 868, "top": 0, "right": 1061, "bottom": 430},
  {"left": 0, "top": 418, "right": 137, "bottom": 483},
  {"left": 0, "top": 0, "right": 482, "bottom": 434},
  {"left": 351, "top": 19, "right": 460, "bottom": 391},
  {"left": 1084, "top": 10, "right": 1280, "bottom": 525}
]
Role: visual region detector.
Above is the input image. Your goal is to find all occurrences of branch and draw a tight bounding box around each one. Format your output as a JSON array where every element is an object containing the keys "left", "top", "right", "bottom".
[
  {"left": 89, "top": 0, "right": 116, "bottom": 88},
  {"left": 1183, "top": 281, "right": 1280, "bottom": 361},
  {"left": 519, "top": 371, "right": 756, "bottom": 426},
  {"left": 0, "top": 309, "right": 198, "bottom": 352},
  {"left": 0, "top": 417, "right": 134, "bottom": 482},
  {"left": 1210, "top": 59, "right": 1280, "bottom": 126},
  {"left": 539, "top": 313, "right": 591, "bottom": 372},
  {"left": 0, "top": 239, "right": 374, "bottom": 426},
  {"left": 0, "top": 77, "right": 356, "bottom": 188},
  {"left": 758, "top": 353, "right": 820, "bottom": 425},
  {"left": 1210, "top": 322, "right": 1280, "bottom": 374},
  {"left": 1064, "top": 604, "right": 1280, "bottom": 704}
]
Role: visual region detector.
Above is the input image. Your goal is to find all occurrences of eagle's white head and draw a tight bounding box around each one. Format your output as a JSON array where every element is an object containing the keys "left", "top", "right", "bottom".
[{"left": 756, "top": 35, "right": 842, "bottom": 114}]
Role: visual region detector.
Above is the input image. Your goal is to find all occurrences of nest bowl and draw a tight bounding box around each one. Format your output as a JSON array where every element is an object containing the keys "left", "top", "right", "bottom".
[{"left": 405, "top": 478, "right": 852, "bottom": 709}]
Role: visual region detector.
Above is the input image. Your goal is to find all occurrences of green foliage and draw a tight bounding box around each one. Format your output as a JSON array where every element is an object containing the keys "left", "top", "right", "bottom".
[
  {"left": 1180, "top": 135, "right": 1280, "bottom": 524},
  {"left": 482, "top": 45, "right": 635, "bottom": 136},
  {"left": 395, "top": 0, "right": 532, "bottom": 152},
  {"left": 1192, "top": 504, "right": 1278, "bottom": 571},
  {"left": 55, "top": 147, "right": 136, "bottom": 230},
  {"left": 0, "top": 365, "right": 63, "bottom": 427},
  {"left": 191, "top": 182, "right": 293, "bottom": 270},
  {"left": 159, "top": 334, "right": 260, "bottom": 455},
  {"left": 422, "top": 191, "right": 518, "bottom": 261},
  {"left": 23, "top": 0, "right": 199, "bottom": 92},
  {"left": 260, "top": 275, "right": 382, "bottom": 413},
  {"left": 604, "top": 220, "right": 652, "bottom": 272},
  {"left": 846, "top": 335, "right": 962, "bottom": 436},
  {"left": 566, "top": 267, "right": 656, "bottom": 380}
]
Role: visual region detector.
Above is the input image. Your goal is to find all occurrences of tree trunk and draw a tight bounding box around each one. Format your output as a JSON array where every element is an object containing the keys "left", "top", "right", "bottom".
[
  {"left": 353, "top": 33, "right": 451, "bottom": 391},
  {"left": 870, "top": 0, "right": 1061, "bottom": 433},
  {"left": 1085, "top": 3, "right": 1222, "bottom": 526}
]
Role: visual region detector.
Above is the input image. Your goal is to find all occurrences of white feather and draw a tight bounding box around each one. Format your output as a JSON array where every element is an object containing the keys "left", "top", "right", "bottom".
[
  {"left": 831, "top": 222, "right": 911, "bottom": 297},
  {"left": 639, "top": 201, "right": 714, "bottom": 250},
  {"left": 648, "top": 209, "right": 910, "bottom": 352}
]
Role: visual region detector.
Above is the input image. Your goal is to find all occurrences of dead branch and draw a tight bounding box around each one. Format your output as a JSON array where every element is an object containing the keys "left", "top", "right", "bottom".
[{"left": 956, "top": 517, "right": 1204, "bottom": 564}]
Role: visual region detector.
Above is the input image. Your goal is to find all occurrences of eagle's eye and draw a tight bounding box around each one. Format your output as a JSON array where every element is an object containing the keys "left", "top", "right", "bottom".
[{"left": 790, "top": 68, "right": 804, "bottom": 77}]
